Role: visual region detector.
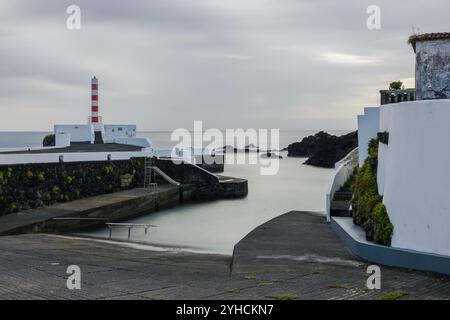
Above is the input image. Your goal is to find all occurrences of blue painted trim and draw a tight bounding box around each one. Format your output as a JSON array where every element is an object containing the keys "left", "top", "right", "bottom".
[{"left": 331, "top": 217, "right": 450, "bottom": 276}]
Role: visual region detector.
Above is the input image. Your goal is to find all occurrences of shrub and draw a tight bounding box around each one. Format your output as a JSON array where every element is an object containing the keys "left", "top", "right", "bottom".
[
  {"left": 389, "top": 81, "right": 403, "bottom": 90},
  {"left": 43, "top": 134, "right": 55, "bottom": 147},
  {"left": 350, "top": 138, "right": 393, "bottom": 245},
  {"left": 37, "top": 172, "right": 45, "bottom": 182},
  {"left": 373, "top": 203, "right": 393, "bottom": 245}
]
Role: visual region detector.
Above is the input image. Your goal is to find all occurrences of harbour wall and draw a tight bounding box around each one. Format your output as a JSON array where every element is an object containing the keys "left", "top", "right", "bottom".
[{"left": 0, "top": 156, "right": 246, "bottom": 223}]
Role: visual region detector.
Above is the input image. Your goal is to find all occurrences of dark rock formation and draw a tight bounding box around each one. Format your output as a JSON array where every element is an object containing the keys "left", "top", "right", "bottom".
[
  {"left": 287, "top": 131, "right": 357, "bottom": 168},
  {"left": 260, "top": 152, "right": 283, "bottom": 159}
]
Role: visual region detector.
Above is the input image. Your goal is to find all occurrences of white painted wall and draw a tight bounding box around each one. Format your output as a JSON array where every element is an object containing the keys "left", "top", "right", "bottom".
[
  {"left": 104, "top": 125, "right": 136, "bottom": 143},
  {"left": 378, "top": 99, "right": 450, "bottom": 256},
  {"left": 357, "top": 107, "right": 380, "bottom": 167},
  {"left": 54, "top": 125, "right": 94, "bottom": 143},
  {"left": 326, "top": 147, "right": 359, "bottom": 222},
  {"left": 113, "top": 138, "right": 152, "bottom": 148},
  {"left": 0, "top": 149, "right": 188, "bottom": 165}
]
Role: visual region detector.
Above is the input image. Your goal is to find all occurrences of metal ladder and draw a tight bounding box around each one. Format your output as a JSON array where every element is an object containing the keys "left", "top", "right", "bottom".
[
  {"left": 144, "top": 157, "right": 158, "bottom": 208},
  {"left": 144, "top": 157, "right": 154, "bottom": 188}
]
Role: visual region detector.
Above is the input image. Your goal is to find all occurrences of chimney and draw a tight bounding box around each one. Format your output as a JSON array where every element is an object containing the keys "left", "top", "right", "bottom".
[{"left": 409, "top": 33, "right": 450, "bottom": 100}]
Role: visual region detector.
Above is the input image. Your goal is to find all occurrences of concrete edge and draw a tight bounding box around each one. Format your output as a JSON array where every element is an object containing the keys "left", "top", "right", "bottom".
[
  {"left": 229, "top": 210, "right": 324, "bottom": 274},
  {"left": 330, "top": 217, "right": 450, "bottom": 276}
]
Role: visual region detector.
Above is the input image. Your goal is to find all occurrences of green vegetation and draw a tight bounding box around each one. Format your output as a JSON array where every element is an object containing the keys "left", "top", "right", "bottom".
[
  {"left": 244, "top": 274, "right": 256, "bottom": 280},
  {"left": 25, "top": 169, "right": 33, "bottom": 179},
  {"left": 258, "top": 281, "right": 275, "bottom": 287},
  {"left": 389, "top": 81, "right": 404, "bottom": 90},
  {"left": 104, "top": 165, "right": 114, "bottom": 174},
  {"left": 42, "top": 134, "right": 55, "bottom": 147},
  {"left": 0, "top": 158, "right": 143, "bottom": 216},
  {"left": 350, "top": 138, "right": 393, "bottom": 246},
  {"left": 225, "top": 288, "right": 241, "bottom": 293},
  {"left": 328, "top": 283, "right": 353, "bottom": 289},
  {"left": 373, "top": 203, "right": 394, "bottom": 246},
  {"left": 36, "top": 172, "right": 45, "bottom": 182},
  {"left": 377, "top": 291, "right": 408, "bottom": 300},
  {"left": 265, "top": 294, "right": 298, "bottom": 300},
  {"left": 66, "top": 175, "right": 73, "bottom": 184}
]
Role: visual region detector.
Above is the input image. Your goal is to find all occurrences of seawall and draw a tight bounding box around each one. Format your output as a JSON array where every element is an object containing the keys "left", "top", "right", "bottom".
[
  {"left": 0, "top": 185, "right": 195, "bottom": 236},
  {"left": 0, "top": 156, "right": 247, "bottom": 235}
]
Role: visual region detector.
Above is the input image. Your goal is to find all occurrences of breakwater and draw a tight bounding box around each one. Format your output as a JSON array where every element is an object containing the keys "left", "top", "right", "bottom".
[{"left": 0, "top": 156, "right": 247, "bottom": 235}]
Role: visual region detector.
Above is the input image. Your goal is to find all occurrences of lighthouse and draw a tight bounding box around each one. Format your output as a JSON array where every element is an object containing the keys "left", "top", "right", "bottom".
[
  {"left": 89, "top": 76, "right": 102, "bottom": 125},
  {"left": 54, "top": 76, "right": 150, "bottom": 148},
  {"left": 89, "top": 76, "right": 104, "bottom": 143}
]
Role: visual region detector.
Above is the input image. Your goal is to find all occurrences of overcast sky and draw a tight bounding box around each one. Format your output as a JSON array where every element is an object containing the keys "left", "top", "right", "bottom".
[{"left": 0, "top": 0, "right": 448, "bottom": 131}]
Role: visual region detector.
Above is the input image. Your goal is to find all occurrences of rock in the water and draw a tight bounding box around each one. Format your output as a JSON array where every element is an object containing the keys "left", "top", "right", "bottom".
[
  {"left": 287, "top": 131, "right": 357, "bottom": 168},
  {"left": 260, "top": 152, "right": 283, "bottom": 159}
]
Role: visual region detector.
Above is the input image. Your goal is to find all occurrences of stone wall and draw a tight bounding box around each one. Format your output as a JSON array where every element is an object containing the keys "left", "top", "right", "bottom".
[
  {"left": 0, "top": 156, "right": 247, "bottom": 217},
  {"left": 415, "top": 39, "right": 450, "bottom": 100},
  {"left": 154, "top": 158, "right": 219, "bottom": 186},
  {"left": 0, "top": 158, "right": 144, "bottom": 216},
  {"left": 154, "top": 159, "right": 247, "bottom": 200}
]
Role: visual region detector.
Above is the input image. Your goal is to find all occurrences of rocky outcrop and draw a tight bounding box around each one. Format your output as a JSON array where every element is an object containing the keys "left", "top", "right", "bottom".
[{"left": 287, "top": 131, "right": 357, "bottom": 168}]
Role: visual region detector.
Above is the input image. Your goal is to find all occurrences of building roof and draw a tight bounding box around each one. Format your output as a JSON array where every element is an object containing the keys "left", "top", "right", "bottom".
[
  {"left": 409, "top": 33, "right": 450, "bottom": 52},
  {"left": 0, "top": 143, "right": 143, "bottom": 154}
]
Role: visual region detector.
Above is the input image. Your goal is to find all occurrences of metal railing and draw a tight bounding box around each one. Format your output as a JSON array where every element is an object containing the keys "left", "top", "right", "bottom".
[
  {"left": 106, "top": 222, "right": 157, "bottom": 240},
  {"left": 380, "top": 89, "right": 416, "bottom": 105},
  {"left": 325, "top": 147, "right": 359, "bottom": 222}
]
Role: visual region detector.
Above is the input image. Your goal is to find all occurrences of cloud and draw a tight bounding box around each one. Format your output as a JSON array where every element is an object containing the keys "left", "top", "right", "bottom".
[
  {"left": 0, "top": 0, "right": 448, "bottom": 131},
  {"left": 319, "top": 52, "right": 377, "bottom": 65}
]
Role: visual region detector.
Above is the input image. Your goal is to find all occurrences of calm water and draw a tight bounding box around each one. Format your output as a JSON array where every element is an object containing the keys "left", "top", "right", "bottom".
[{"left": 0, "top": 130, "right": 347, "bottom": 255}]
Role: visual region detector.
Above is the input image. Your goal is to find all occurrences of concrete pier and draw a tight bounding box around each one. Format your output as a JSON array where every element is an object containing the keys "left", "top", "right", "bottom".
[{"left": 0, "top": 185, "right": 195, "bottom": 236}]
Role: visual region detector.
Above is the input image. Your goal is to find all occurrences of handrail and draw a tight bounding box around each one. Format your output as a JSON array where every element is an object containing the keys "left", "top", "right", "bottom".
[
  {"left": 106, "top": 222, "right": 158, "bottom": 240},
  {"left": 150, "top": 166, "right": 181, "bottom": 186},
  {"left": 325, "top": 147, "right": 359, "bottom": 222}
]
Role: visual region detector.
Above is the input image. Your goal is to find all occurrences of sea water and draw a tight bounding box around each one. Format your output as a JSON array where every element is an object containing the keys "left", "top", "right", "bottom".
[{"left": 0, "top": 130, "right": 347, "bottom": 255}]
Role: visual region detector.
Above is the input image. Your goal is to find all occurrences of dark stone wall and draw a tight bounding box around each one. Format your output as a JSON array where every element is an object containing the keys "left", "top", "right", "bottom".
[
  {"left": 196, "top": 154, "right": 225, "bottom": 173},
  {"left": 154, "top": 159, "right": 219, "bottom": 185},
  {"left": 0, "top": 156, "right": 247, "bottom": 217},
  {"left": 154, "top": 159, "right": 247, "bottom": 200},
  {"left": 0, "top": 158, "right": 145, "bottom": 216},
  {"left": 197, "top": 162, "right": 224, "bottom": 173},
  {"left": 196, "top": 179, "right": 248, "bottom": 199}
]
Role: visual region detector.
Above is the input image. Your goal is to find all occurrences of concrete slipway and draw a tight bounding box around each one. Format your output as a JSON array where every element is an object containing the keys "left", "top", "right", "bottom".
[{"left": 0, "top": 211, "right": 449, "bottom": 299}]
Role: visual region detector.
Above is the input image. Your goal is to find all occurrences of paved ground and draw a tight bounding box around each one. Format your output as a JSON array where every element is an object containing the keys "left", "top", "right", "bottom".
[{"left": 0, "top": 211, "right": 449, "bottom": 300}]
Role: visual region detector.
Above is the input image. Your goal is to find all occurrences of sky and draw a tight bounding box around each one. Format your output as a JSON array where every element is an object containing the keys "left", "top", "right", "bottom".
[{"left": 0, "top": 0, "right": 448, "bottom": 131}]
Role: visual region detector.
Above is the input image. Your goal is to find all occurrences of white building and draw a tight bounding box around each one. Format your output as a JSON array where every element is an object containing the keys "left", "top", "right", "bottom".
[
  {"left": 54, "top": 77, "right": 151, "bottom": 149},
  {"left": 357, "top": 33, "right": 450, "bottom": 257}
]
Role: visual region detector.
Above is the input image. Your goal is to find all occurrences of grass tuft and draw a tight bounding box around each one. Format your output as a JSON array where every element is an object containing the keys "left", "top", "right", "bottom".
[
  {"left": 377, "top": 291, "right": 409, "bottom": 300},
  {"left": 328, "top": 283, "right": 353, "bottom": 289}
]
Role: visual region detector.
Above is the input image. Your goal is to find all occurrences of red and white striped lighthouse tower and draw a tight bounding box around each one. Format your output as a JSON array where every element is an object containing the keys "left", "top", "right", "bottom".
[{"left": 90, "top": 76, "right": 100, "bottom": 123}]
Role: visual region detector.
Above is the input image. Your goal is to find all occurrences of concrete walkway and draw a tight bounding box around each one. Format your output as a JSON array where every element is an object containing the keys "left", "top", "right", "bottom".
[
  {"left": 0, "top": 186, "right": 185, "bottom": 236},
  {"left": 0, "top": 211, "right": 449, "bottom": 299}
]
